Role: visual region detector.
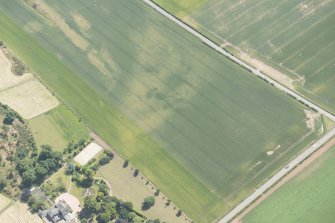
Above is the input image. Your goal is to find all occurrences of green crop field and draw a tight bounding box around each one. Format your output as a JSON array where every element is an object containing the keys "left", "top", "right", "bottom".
[
  {"left": 155, "top": 0, "right": 208, "bottom": 17},
  {"left": 156, "top": 0, "right": 335, "bottom": 113},
  {"left": 244, "top": 144, "right": 335, "bottom": 223},
  {"left": 0, "top": 0, "right": 319, "bottom": 221}
]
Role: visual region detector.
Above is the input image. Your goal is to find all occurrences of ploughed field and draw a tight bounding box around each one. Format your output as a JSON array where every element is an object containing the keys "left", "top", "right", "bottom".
[
  {"left": 244, "top": 144, "right": 335, "bottom": 223},
  {"left": 156, "top": 0, "right": 335, "bottom": 113},
  {"left": 0, "top": 0, "right": 318, "bottom": 222}
]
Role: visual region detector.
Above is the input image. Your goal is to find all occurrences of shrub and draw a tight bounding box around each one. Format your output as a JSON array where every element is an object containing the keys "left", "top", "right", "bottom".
[
  {"left": 133, "top": 169, "right": 139, "bottom": 177},
  {"left": 99, "top": 154, "right": 110, "bottom": 165},
  {"left": 142, "top": 196, "right": 155, "bottom": 210}
]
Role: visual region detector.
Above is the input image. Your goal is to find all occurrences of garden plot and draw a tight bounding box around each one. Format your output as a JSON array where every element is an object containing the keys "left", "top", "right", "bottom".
[
  {"left": 74, "top": 142, "right": 103, "bottom": 165},
  {"left": 0, "top": 50, "right": 58, "bottom": 119}
]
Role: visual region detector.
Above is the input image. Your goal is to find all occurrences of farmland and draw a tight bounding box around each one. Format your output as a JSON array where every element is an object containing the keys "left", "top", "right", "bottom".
[
  {"left": 0, "top": 194, "right": 11, "bottom": 212},
  {"left": 0, "top": 49, "right": 59, "bottom": 119},
  {"left": 154, "top": 0, "right": 208, "bottom": 17},
  {"left": 0, "top": 200, "right": 42, "bottom": 223},
  {"left": 0, "top": 0, "right": 321, "bottom": 222},
  {"left": 243, "top": 144, "right": 335, "bottom": 223},
  {"left": 156, "top": 0, "right": 335, "bottom": 113}
]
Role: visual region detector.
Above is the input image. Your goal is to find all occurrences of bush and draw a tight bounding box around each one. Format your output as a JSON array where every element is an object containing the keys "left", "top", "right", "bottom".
[
  {"left": 3, "top": 113, "right": 15, "bottom": 125},
  {"left": 133, "top": 169, "right": 139, "bottom": 177},
  {"left": 28, "top": 197, "right": 43, "bottom": 213},
  {"left": 99, "top": 154, "right": 110, "bottom": 166},
  {"left": 104, "top": 149, "right": 114, "bottom": 159},
  {"left": 142, "top": 196, "right": 155, "bottom": 210},
  {"left": 123, "top": 160, "right": 129, "bottom": 168},
  {"left": 66, "top": 162, "right": 76, "bottom": 175},
  {"left": 57, "top": 182, "right": 66, "bottom": 193},
  {"left": 12, "top": 57, "right": 26, "bottom": 76}
]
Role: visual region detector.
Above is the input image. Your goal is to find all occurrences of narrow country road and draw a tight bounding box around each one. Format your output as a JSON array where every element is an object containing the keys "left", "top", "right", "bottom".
[
  {"left": 142, "top": 1, "right": 335, "bottom": 222},
  {"left": 219, "top": 128, "right": 335, "bottom": 223},
  {"left": 142, "top": 0, "right": 335, "bottom": 122}
]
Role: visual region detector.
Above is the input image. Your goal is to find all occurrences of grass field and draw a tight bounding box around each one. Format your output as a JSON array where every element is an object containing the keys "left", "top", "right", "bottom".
[
  {"left": 0, "top": 0, "right": 319, "bottom": 221},
  {"left": 29, "top": 105, "right": 89, "bottom": 151},
  {"left": 98, "top": 155, "right": 189, "bottom": 223},
  {"left": 46, "top": 167, "right": 92, "bottom": 205},
  {"left": 156, "top": 0, "right": 335, "bottom": 113},
  {"left": 244, "top": 144, "right": 335, "bottom": 223}
]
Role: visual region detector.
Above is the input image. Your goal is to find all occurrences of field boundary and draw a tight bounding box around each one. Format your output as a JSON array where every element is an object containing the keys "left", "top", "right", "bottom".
[
  {"left": 144, "top": 1, "right": 335, "bottom": 222},
  {"left": 218, "top": 128, "right": 335, "bottom": 223},
  {"left": 225, "top": 127, "right": 314, "bottom": 201},
  {"left": 91, "top": 133, "right": 193, "bottom": 222},
  {"left": 232, "top": 136, "right": 335, "bottom": 222},
  {"left": 147, "top": 0, "right": 335, "bottom": 123},
  {"left": 0, "top": 198, "right": 14, "bottom": 215}
]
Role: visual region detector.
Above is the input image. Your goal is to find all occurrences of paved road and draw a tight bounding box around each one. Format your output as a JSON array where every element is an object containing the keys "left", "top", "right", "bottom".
[
  {"left": 142, "top": 0, "right": 335, "bottom": 122},
  {"left": 219, "top": 128, "right": 335, "bottom": 223},
  {"left": 142, "top": 1, "right": 335, "bottom": 222}
]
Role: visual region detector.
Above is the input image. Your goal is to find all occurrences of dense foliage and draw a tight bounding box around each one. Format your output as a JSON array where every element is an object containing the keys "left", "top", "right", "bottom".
[
  {"left": 0, "top": 103, "right": 62, "bottom": 198},
  {"left": 80, "top": 185, "right": 159, "bottom": 223}
]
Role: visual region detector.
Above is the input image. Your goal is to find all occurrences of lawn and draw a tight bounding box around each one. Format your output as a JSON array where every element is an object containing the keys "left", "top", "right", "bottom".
[
  {"left": 97, "top": 155, "right": 189, "bottom": 223},
  {"left": 0, "top": 0, "right": 317, "bottom": 221},
  {"left": 244, "top": 144, "right": 335, "bottom": 223},
  {"left": 29, "top": 105, "right": 90, "bottom": 152},
  {"left": 156, "top": 0, "right": 335, "bottom": 113},
  {"left": 46, "top": 167, "right": 93, "bottom": 206}
]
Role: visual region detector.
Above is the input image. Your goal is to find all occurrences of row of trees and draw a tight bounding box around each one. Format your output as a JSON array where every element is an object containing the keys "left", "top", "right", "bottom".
[
  {"left": 1, "top": 104, "right": 24, "bottom": 125},
  {"left": 81, "top": 183, "right": 162, "bottom": 223},
  {"left": 63, "top": 139, "right": 87, "bottom": 155},
  {"left": 66, "top": 149, "right": 114, "bottom": 188}
]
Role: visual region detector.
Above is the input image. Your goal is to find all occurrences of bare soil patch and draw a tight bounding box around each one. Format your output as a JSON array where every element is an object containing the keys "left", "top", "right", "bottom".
[
  {"left": 239, "top": 51, "right": 295, "bottom": 88},
  {"left": 304, "top": 109, "right": 321, "bottom": 130}
]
